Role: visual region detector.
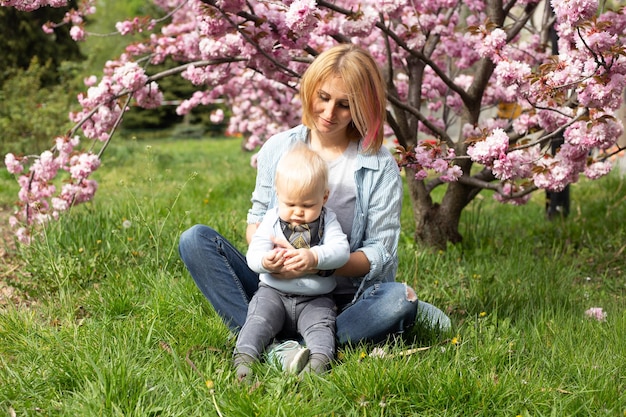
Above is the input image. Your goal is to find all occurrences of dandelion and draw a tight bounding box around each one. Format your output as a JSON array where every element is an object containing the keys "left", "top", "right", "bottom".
[
  {"left": 122, "top": 219, "right": 132, "bottom": 228},
  {"left": 451, "top": 335, "right": 460, "bottom": 345},
  {"left": 205, "top": 379, "right": 214, "bottom": 392},
  {"left": 205, "top": 379, "right": 224, "bottom": 417},
  {"left": 479, "top": 311, "right": 487, "bottom": 318}
]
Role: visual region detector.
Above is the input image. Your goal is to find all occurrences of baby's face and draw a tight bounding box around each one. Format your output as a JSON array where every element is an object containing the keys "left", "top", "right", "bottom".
[{"left": 276, "top": 185, "right": 328, "bottom": 226}]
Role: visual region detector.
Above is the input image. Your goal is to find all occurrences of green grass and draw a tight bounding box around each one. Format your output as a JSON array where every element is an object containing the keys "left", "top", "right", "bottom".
[{"left": 1, "top": 137, "right": 625, "bottom": 416}]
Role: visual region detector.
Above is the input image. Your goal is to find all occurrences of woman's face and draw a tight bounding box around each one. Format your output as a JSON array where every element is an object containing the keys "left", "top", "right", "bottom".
[{"left": 311, "top": 76, "right": 353, "bottom": 137}]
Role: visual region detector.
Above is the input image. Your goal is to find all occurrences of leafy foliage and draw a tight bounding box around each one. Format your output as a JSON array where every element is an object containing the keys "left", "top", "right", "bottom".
[
  {"left": 0, "top": 59, "right": 82, "bottom": 156},
  {"left": 0, "top": 1, "right": 83, "bottom": 87}
]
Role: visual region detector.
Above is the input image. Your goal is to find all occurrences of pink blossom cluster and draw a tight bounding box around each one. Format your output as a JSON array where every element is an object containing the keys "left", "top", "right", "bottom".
[
  {"left": 116, "top": 16, "right": 155, "bottom": 36},
  {"left": 467, "top": 129, "right": 509, "bottom": 166},
  {"left": 584, "top": 307, "right": 607, "bottom": 322},
  {"left": 397, "top": 140, "right": 461, "bottom": 183},
  {"left": 492, "top": 147, "right": 541, "bottom": 182},
  {"left": 69, "top": 62, "right": 163, "bottom": 141},
  {"left": 551, "top": 0, "right": 597, "bottom": 26},
  {"left": 0, "top": 0, "right": 67, "bottom": 12},
  {"left": 210, "top": 109, "right": 224, "bottom": 124},
  {"left": 4, "top": 135, "right": 99, "bottom": 244},
  {"left": 476, "top": 27, "right": 507, "bottom": 61},
  {"left": 285, "top": 0, "right": 319, "bottom": 36},
  {"left": 2, "top": 0, "right": 626, "bottom": 238},
  {"left": 39, "top": 1, "right": 96, "bottom": 41}
]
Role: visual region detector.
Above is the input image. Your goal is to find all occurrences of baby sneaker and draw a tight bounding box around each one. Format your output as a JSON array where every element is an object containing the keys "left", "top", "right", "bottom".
[{"left": 267, "top": 340, "right": 310, "bottom": 373}]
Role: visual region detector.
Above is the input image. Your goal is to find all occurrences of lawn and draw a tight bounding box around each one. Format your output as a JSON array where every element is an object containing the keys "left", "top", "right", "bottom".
[{"left": 1, "top": 136, "right": 625, "bottom": 416}]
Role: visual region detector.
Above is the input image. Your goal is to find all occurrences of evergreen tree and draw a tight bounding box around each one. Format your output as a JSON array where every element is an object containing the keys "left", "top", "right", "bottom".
[{"left": 0, "top": 2, "right": 83, "bottom": 87}]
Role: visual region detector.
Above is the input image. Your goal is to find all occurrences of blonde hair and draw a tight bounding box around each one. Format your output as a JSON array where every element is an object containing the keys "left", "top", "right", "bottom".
[
  {"left": 300, "top": 44, "right": 387, "bottom": 153},
  {"left": 275, "top": 142, "right": 328, "bottom": 197}
]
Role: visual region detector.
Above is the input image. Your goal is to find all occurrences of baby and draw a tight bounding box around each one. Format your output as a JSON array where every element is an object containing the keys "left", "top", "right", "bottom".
[{"left": 234, "top": 142, "right": 350, "bottom": 380}]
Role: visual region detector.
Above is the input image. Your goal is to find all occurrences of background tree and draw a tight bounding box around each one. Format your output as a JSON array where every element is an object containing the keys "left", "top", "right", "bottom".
[
  {"left": 0, "top": 59, "right": 83, "bottom": 156},
  {"left": 2, "top": 0, "right": 625, "bottom": 248},
  {"left": 0, "top": 1, "right": 84, "bottom": 157},
  {"left": 0, "top": 1, "right": 82, "bottom": 87}
]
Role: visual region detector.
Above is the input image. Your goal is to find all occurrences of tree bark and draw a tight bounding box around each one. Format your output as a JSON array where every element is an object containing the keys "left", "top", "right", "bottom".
[{"left": 405, "top": 163, "right": 477, "bottom": 250}]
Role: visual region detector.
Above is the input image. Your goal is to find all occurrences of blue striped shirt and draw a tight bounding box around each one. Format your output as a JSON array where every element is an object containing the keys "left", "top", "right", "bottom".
[{"left": 247, "top": 125, "right": 403, "bottom": 300}]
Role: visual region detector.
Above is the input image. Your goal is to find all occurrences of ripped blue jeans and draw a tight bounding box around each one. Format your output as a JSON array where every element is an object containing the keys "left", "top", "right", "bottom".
[{"left": 178, "top": 224, "right": 450, "bottom": 345}]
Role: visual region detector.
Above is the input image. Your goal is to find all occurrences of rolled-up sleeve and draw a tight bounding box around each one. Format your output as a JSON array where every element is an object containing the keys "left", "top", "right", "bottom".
[
  {"left": 247, "top": 147, "right": 276, "bottom": 225},
  {"left": 354, "top": 147, "right": 402, "bottom": 285}
]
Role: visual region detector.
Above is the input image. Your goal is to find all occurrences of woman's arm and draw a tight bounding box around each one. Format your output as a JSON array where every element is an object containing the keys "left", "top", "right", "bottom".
[
  {"left": 246, "top": 223, "right": 259, "bottom": 244},
  {"left": 335, "top": 251, "right": 370, "bottom": 277}
]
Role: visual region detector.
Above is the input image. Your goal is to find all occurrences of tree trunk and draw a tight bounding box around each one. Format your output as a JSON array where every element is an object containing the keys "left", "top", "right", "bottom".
[
  {"left": 405, "top": 166, "right": 476, "bottom": 250},
  {"left": 414, "top": 202, "right": 462, "bottom": 250}
]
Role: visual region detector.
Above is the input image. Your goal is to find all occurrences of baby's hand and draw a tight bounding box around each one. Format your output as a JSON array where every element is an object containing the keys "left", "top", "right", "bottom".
[
  {"left": 282, "top": 248, "right": 318, "bottom": 272},
  {"left": 262, "top": 248, "right": 286, "bottom": 272}
]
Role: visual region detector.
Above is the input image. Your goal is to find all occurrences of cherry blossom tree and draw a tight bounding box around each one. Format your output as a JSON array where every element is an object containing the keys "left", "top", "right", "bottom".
[{"left": 3, "top": 0, "right": 626, "bottom": 249}]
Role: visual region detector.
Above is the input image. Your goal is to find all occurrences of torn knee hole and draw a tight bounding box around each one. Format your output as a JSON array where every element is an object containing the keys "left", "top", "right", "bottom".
[{"left": 404, "top": 283, "right": 418, "bottom": 302}]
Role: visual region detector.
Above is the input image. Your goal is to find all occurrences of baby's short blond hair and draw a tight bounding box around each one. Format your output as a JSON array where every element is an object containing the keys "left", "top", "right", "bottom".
[{"left": 275, "top": 142, "right": 328, "bottom": 198}]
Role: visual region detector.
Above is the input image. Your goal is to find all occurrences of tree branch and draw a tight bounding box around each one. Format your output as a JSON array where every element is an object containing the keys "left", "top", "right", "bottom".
[
  {"left": 315, "top": 0, "right": 471, "bottom": 104},
  {"left": 66, "top": 59, "right": 244, "bottom": 139},
  {"left": 504, "top": 1, "right": 539, "bottom": 43},
  {"left": 387, "top": 94, "right": 453, "bottom": 145}
]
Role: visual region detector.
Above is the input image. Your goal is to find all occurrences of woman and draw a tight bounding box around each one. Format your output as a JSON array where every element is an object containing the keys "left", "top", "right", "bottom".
[{"left": 179, "top": 43, "right": 450, "bottom": 349}]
